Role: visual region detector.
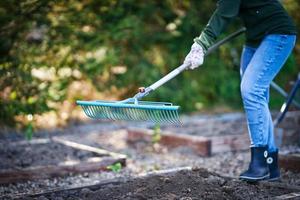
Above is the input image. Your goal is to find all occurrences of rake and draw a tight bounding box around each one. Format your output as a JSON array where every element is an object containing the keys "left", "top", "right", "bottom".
[{"left": 77, "top": 28, "right": 246, "bottom": 124}]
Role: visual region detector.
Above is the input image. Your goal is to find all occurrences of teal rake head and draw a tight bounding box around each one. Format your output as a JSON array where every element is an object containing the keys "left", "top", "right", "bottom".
[{"left": 76, "top": 99, "right": 181, "bottom": 124}]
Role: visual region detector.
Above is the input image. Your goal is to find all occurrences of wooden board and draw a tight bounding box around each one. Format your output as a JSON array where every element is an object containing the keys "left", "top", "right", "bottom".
[
  {"left": 0, "top": 138, "right": 126, "bottom": 185},
  {"left": 127, "top": 128, "right": 211, "bottom": 156},
  {"left": 279, "top": 153, "right": 300, "bottom": 173}
]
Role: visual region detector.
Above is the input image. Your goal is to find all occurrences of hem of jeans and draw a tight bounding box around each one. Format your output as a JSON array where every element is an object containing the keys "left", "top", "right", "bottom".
[
  {"left": 267, "top": 147, "right": 278, "bottom": 153},
  {"left": 249, "top": 144, "right": 268, "bottom": 148}
]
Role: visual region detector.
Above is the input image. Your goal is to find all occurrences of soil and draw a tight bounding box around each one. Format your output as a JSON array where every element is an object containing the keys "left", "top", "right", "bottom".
[
  {"left": 23, "top": 168, "right": 300, "bottom": 200},
  {"left": 0, "top": 140, "right": 98, "bottom": 170}
]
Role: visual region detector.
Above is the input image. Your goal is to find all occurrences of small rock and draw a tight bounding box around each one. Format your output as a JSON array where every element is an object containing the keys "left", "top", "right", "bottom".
[
  {"left": 161, "top": 177, "right": 171, "bottom": 183},
  {"left": 180, "top": 197, "right": 192, "bottom": 200}
]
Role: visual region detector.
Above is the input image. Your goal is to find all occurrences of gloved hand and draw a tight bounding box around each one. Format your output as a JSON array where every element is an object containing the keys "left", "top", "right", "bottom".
[{"left": 184, "top": 42, "right": 205, "bottom": 70}]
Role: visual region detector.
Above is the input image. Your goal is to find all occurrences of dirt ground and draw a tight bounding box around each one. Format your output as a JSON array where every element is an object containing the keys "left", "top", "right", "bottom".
[
  {"left": 22, "top": 168, "right": 300, "bottom": 200},
  {"left": 0, "top": 140, "right": 98, "bottom": 170}
]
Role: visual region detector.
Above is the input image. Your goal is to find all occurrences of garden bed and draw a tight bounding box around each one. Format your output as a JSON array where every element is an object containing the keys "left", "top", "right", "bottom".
[
  {"left": 0, "top": 138, "right": 126, "bottom": 184},
  {"left": 18, "top": 168, "right": 300, "bottom": 200}
]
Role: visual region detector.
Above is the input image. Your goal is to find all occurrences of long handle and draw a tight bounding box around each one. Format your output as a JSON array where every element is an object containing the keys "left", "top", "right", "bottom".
[
  {"left": 271, "top": 81, "right": 300, "bottom": 108},
  {"left": 134, "top": 27, "right": 247, "bottom": 100},
  {"left": 273, "top": 73, "right": 300, "bottom": 126}
]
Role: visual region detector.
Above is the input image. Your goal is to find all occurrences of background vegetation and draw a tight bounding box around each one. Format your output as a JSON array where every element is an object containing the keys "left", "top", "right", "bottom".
[{"left": 0, "top": 0, "right": 299, "bottom": 127}]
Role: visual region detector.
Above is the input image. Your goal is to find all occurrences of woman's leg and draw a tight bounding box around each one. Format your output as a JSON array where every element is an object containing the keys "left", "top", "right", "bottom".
[
  {"left": 240, "top": 44, "right": 283, "bottom": 157},
  {"left": 240, "top": 46, "right": 256, "bottom": 78},
  {"left": 239, "top": 34, "right": 296, "bottom": 181},
  {"left": 240, "top": 35, "right": 296, "bottom": 150},
  {"left": 240, "top": 46, "right": 277, "bottom": 152}
]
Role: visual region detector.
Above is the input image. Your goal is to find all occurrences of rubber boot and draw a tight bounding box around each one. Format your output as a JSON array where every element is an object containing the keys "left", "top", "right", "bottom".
[
  {"left": 267, "top": 150, "right": 281, "bottom": 181},
  {"left": 239, "top": 146, "right": 270, "bottom": 182}
]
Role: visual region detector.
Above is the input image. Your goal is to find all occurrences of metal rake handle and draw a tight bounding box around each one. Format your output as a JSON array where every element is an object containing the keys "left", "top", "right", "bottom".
[{"left": 134, "top": 27, "right": 247, "bottom": 100}]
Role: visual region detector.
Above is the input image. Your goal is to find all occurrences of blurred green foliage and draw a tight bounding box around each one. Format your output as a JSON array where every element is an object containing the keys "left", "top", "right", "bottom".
[{"left": 0, "top": 0, "right": 299, "bottom": 126}]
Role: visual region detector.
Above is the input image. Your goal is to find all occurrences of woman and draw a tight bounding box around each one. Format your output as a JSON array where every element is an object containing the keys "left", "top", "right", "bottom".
[{"left": 184, "top": 0, "right": 297, "bottom": 182}]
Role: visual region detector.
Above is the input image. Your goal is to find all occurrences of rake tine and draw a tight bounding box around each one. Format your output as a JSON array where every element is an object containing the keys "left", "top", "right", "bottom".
[
  {"left": 156, "top": 110, "right": 164, "bottom": 123},
  {"left": 150, "top": 113, "right": 157, "bottom": 123},
  {"left": 95, "top": 106, "right": 103, "bottom": 118},
  {"left": 110, "top": 107, "right": 120, "bottom": 120},
  {"left": 82, "top": 107, "right": 91, "bottom": 118},
  {"left": 125, "top": 108, "right": 134, "bottom": 121},
  {"left": 103, "top": 106, "right": 113, "bottom": 120},
  {"left": 116, "top": 107, "right": 124, "bottom": 120},
  {"left": 170, "top": 110, "right": 179, "bottom": 124},
  {"left": 117, "top": 107, "right": 125, "bottom": 120},
  {"left": 139, "top": 109, "right": 145, "bottom": 121},
  {"left": 118, "top": 107, "right": 127, "bottom": 120},
  {"left": 132, "top": 108, "right": 139, "bottom": 121},
  {"left": 159, "top": 110, "right": 168, "bottom": 124},
  {"left": 147, "top": 110, "right": 156, "bottom": 123},
  {"left": 174, "top": 110, "right": 181, "bottom": 124},
  {"left": 93, "top": 106, "right": 102, "bottom": 118},
  {"left": 166, "top": 110, "right": 175, "bottom": 124},
  {"left": 127, "top": 108, "right": 135, "bottom": 121},
  {"left": 163, "top": 110, "right": 172, "bottom": 124},
  {"left": 95, "top": 106, "right": 104, "bottom": 119},
  {"left": 128, "top": 108, "right": 138, "bottom": 121},
  {"left": 137, "top": 109, "right": 145, "bottom": 121},
  {"left": 132, "top": 108, "right": 140, "bottom": 121},
  {"left": 166, "top": 110, "right": 174, "bottom": 124},
  {"left": 109, "top": 107, "right": 116, "bottom": 119},
  {"left": 135, "top": 108, "right": 143, "bottom": 121},
  {"left": 169, "top": 110, "right": 177, "bottom": 124},
  {"left": 77, "top": 100, "right": 181, "bottom": 124},
  {"left": 141, "top": 109, "right": 148, "bottom": 121},
  {"left": 145, "top": 110, "right": 152, "bottom": 122},
  {"left": 88, "top": 106, "right": 96, "bottom": 118}
]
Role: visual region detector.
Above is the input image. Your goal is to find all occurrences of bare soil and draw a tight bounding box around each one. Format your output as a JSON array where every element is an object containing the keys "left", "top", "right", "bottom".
[
  {"left": 22, "top": 168, "right": 300, "bottom": 200},
  {"left": 0, "top": 140, "right": 97, "bottom": 170}
]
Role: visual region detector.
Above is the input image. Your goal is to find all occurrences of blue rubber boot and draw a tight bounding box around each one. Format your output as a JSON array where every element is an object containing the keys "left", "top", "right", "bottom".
[
  {"left": 267, "top": 150, "right": 281, "bottom": 181},
  {"left": 239, "top": 147, "right": 270, "bottom": 182}
]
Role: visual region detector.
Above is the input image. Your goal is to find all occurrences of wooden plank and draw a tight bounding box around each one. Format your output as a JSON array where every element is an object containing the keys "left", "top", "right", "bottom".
[
  {"left": 279, "top": 153, "right": 300, "bottom": 173},
  {"left": 0, "top": 138, "right": 127, "bottom": 185},
  {"left": 52, "top": 137, "right": 127, "bottom": 159},
  {"left": 210, "top": 134, "right": 250, "bottom": 153},
  {"left": 127, "top": 128, "right": 251, "bottom": 155},
  {"left": 127, "top": 128, "right": 211, "bottom": 156},
  {"left": 275, "top": 192, "right": 300, "bottom": 200},
  {"left": 0, "top": 157, "right": 126, "bottom": 185}
]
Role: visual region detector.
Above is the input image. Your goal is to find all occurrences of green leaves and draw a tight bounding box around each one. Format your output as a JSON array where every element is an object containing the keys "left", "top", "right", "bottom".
[
  {"left": 106, "top": 162, "right": 122, "bottom": 173},
  {"left": 25, "top": 121, "right": 34, "bottom": 140},
  {"left": 1, "top": 0, "right": 299, "bottom": 126}
]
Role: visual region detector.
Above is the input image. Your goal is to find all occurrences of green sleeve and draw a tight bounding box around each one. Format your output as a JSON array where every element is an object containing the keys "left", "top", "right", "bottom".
[{"left": 194, "top": 0, "right": 241, "bottom": 53}]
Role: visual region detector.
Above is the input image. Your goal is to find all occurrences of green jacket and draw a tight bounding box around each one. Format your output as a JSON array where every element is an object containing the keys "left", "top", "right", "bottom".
[{"left": 195, "top": 0, "right": 297, "bottom": 53}]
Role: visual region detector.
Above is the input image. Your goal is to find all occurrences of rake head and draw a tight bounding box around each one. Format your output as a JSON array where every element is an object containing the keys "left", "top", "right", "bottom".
[{"left": 76, "top": 100, "right": 181, "bottom": 124}]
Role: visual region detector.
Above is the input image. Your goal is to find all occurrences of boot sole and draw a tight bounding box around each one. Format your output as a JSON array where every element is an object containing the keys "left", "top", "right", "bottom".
[
  {"left": 239, "top": 174, "right": 270, "bottom": 182},
  {"left": 267, "top": 177, "right": 281, "bottom": 182}
]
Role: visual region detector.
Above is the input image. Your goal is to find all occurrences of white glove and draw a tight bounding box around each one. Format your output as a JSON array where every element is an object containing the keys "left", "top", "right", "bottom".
[{"left": 184, "top": 42, "right": 205, "bottom": 70}]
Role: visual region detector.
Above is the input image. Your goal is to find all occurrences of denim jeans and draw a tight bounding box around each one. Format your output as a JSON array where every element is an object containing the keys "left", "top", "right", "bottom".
[{"left": 240, "top": 34, "right": 296, "bottom": 152}]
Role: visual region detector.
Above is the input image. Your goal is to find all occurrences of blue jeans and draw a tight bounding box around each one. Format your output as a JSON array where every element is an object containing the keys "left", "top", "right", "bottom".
[{"left": 240, "top": 34, "right": 296, "bottom": 152}]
